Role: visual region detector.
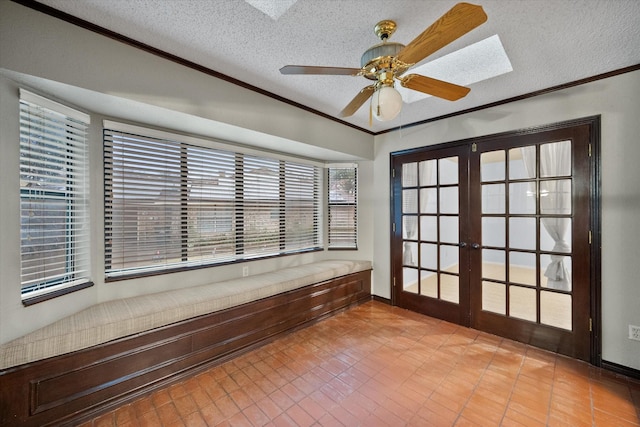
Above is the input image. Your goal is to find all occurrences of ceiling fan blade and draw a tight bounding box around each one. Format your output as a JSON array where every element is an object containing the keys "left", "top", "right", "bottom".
[
  {"left": 400, "top": 74, "right": 470, "bottom": 101},
  {"left": 280, "top": 65, "right": 361, "bottom": 76},
  {"left": 340, "top": 85, "right": 375, "bottom": 117},
  {"left": 396, "top": 2, "right": 488, "bottom": 66}
]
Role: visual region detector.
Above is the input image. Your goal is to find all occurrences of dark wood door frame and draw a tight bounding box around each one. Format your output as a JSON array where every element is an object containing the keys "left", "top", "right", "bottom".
[{"left": 390, "top": 116, "right": 601, "bottom": 365}]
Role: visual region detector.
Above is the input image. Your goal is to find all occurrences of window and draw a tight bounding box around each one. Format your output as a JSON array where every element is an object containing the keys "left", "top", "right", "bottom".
[
  {"left": 19, "top": 90, "right": 92, "bottom": 303},
  {"left": 103, "top": 122, "right": 321, "bottom": 279},
  {"left": 328, "top": 165, "right": 358, "bottom": 249}
]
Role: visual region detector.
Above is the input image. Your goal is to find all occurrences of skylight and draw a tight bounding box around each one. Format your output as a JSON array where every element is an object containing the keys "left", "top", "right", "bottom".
[
  {"left": 397, "top": 34, "right": 513, "bottom": 103},
  {"left": 244, "top": 0, "right": 298, "bottom": 20}
]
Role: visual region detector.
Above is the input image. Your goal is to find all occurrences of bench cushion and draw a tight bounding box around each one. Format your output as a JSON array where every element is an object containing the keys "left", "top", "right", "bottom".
[{"left": 0, "top": 259, "right": 371, "bottom": 369}]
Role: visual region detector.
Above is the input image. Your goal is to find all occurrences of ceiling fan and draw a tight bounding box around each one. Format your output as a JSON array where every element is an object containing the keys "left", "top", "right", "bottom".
[{"left": 280, "top": 2, "right": 488, "bottom": 122}]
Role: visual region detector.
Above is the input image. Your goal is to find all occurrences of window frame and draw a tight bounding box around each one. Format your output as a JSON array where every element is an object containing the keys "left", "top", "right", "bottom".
[
  {"left": 327, "top": 164, "right": 358, "bottom": 250},
  {"left": 103, "top": 122, "right": 323, "bottom": 281},
  {"left": 19, "top": 90, "right": 93, "bottom": 305}
]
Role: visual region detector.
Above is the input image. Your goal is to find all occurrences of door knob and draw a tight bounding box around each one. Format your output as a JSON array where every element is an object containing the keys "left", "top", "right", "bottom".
[
  {"left": 471, "top": 243, "right": 480, "bottom": 249},
  {"left": 458, "top": 242, "right": 467, "bottom": 248}
]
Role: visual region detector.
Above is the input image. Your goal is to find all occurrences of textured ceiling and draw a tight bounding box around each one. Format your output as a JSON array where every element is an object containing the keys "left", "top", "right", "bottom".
[{"left": 34, "top": 0, "right": 640, "bottom": 133}]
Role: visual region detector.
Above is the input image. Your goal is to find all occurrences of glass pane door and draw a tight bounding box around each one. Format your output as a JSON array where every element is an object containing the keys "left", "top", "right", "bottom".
[
  {"left": 393, "top": 145, "right": 469, "bottom": 325},
  {"left": 392, "top": 118, "right": 595, "bottom": 362},
  {"left": 469, "top": 122, "right": 593, "bottom": 361},
  {"left": 478, "top": 142, "right": 573, "bottom": 329}
]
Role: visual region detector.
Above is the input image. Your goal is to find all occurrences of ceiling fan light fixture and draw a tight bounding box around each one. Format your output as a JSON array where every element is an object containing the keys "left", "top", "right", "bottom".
[{"left": 372, "top": 85, "right": 402, "bottom": 121}]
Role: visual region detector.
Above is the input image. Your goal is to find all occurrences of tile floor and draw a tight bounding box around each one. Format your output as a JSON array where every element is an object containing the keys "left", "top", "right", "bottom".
[{"left": 83, "top": 301, "right": 640, "bottom": 426}]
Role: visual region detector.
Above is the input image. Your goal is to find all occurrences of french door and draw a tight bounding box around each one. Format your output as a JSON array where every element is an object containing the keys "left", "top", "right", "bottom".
[{"left": 391, "top": 118, "right": 599, "bottom": 361}]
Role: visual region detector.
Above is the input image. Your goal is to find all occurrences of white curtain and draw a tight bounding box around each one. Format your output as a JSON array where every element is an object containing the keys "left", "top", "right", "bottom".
[
  {"left": 521, "top": 142, "right": 572, "bottom": 290},
  {"left": 401, "top": 161, "right": 434, "bottom": 267}
]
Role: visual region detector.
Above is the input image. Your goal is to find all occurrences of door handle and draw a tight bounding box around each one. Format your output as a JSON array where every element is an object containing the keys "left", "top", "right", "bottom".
[
  {"left": 471, "top": 243, "right": 480, "bottom": 249},
  {"left": 458, "top": 242, "right": 467, "bottom": 248}
]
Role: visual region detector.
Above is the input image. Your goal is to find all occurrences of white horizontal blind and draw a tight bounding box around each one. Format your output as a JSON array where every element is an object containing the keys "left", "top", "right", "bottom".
[
  {"left": 19, "top": 93, "right": 90, "bottom": 296},
  {"left": 104, "top": 126, "right": 321, "bottom": 278},
  {"left": 328, "top": 166, "right": 358, "bottom": 249}
]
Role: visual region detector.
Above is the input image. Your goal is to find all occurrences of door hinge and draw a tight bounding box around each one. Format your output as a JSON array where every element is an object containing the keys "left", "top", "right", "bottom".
[
  {"left": 472, "top": 142, "right": 477, "bottom": 153},
  {"left": 589, "top": 144, "right": 592, "bottom": 157},
  {"left": 589, "top": 230, "right": 592, "bottom": 244},
  {"left": 393, "top": 277, "right": 396, "bottom": 288},
  {"left": 589, "top": 318, "right": 593, "bottom": 332},
  {"left": 392, "top": 222, "right": 396, "bottom": 233},
  {"left": 392, "top": 168, "right": 395, "bottom": 178}
]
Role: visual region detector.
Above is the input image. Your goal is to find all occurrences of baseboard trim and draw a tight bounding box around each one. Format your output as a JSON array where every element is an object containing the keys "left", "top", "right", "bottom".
[
  {"left": 601, "top": 360, "right": 640, "bottom": 381},
  {"left": 372, "top": 295, "right": 392, "bottom": 305}
]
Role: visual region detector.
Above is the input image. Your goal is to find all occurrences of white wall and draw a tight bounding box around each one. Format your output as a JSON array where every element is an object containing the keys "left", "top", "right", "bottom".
[{"left": 373, "top": 70, "right": 640, "bottom": 371}]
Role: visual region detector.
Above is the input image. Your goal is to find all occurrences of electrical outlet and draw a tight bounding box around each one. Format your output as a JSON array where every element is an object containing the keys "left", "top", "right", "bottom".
[
  {"left": 242, "top": 266, "right": 249, "bottom": 277},
  {"left": 629, "top": 325, "right": 640, "bottom": 341}
]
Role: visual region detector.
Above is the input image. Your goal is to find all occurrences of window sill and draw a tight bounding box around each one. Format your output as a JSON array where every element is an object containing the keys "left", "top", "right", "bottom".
[{"left": 22, "top": 281, "right": 94, "bottom": 307}]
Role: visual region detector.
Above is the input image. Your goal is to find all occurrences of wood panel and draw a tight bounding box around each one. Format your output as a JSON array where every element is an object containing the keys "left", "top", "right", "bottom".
[{"left": 0, "top": 270, "right": 371, "bottom": 426}]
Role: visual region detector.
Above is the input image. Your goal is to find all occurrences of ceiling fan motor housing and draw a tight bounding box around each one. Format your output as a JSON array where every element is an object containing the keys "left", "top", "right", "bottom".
[{"left": 361, "top": 42, "right": 407, "bottom": 81}]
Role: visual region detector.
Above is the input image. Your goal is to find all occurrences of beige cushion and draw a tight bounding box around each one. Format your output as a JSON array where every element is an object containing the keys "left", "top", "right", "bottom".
[{"left": 0, "top": 260, "right": 371, "bottom": 369}]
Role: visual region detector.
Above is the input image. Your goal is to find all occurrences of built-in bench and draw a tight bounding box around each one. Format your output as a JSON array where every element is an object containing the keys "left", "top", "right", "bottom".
[{"left": 0, "top": 259, "right": 372, "bottom": 426}]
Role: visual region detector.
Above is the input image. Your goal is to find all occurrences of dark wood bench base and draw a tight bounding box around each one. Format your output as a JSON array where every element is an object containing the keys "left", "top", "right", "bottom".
[{"left": 0, "top": 270, "right": 371, "bottom": 426}]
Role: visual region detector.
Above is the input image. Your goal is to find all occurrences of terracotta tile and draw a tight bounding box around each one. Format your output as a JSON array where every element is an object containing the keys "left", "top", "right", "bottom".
[
  {"left": 254, "top": 376, "right": 278, "bottom": 395},
  {"left": 289, "top": 376, "right": 315, "bottom": 396},
  {"left": 463, "top": 392, "right": 507, "bottom": 425},
  {"left": 200, "top": 404, "right": 225, "bottom": 426},
  {"left": 271, "top": 412, "right": 298, "bottom": 427},
  {"left": 430, "top": 388, "right": 469, "bottom": 413},
  {"left": 223, "top": 411, "right": 253, "bottom": 427},
  {"left": 241, "top": 404, "right": 270, "bottom": 427},
  {"left": 190, "top": 387, "right": 214, "bottom": 410},
  {"left": 285, "top": 404, "right": 315, "bottom": 427},
  {"left": 233, "top": 354, "right": 253, "bottom": 370},
  {"left": 503, "top": 407, "right": 547, "bottom": 427},
  {"left": 278, "top": 382, "right": 305, "bottom": 403},
  {"left": 265, "top": 371, "right": 289, "bottom": 388},
  {"left": 136, "top": 410, "right": 161, "bottom": 427},
  {"left": 548, "top": 393, "right": 593, "bottom": 425},
  {"left": 454, "top": 416, "right": 484, "bottom": 426},
  {"left": 593, "top": 407, "right": 640, "bottom": 426},
  {"left": 93, "top": 412, "right": 115, "bottom": 427},
  {"left": 296, "top": 396, "right": 325, "bottom": 420},
  {"left": 114, "top": 404, "right": 136, "bottom": 425},
  {"left": 507, "top": 396, "right": 549, "bottom": 424},
  {"left": 324, "top": 376, "right": 356, "bottom": 401},
  {"left": 218, "top": 374, "right": 241, "bottom": 394},
  {"left": 204, "top": 381, "right": 227, "bottom": 402},
  {"left": 380, "top": 396, "right": 416, "bottom": 422},
  {"left": 174, "top": 394, "right": 198, "bottom": 418},
  {"left": 184, "top": 377, "right": 202, "bottom": 393},
  {"left": 155, "top": 402, "right": 181, "bottom": 424},
  {"left": 168, "top": 383, "right": 189, "bottom": 400},
  {"left": 208, "top": 366, "right": 228, "bottom": 381},
  {"left": 162, "top": 418, "right": 186, "bottom": 427},
  {"left": 230, "top": 369, "right": 253, "bottom": 387},
  {"left": 240, "top": 381, "right": 268, "bottom": 404},
  {"left": 222, "top": 360, "right": 240, "bottom": 376},
  {"left": 316, "top": 412, "right": 345, "bottom": 427},
  {"left": 309, "top": 390, "right": 339, "bottom": 412},
  {"left": 255, "top": 396, "right": 283, "bottom": 420},
  {"left": 372, "top": 405, "right": 405, "bottom": 426},
  {"left": 215, "top": 394, "right": 241, "bottom": 419},
  {"left": 131, "top": 397, "right": 155, "bottom": 417},
  {"left": 230, "top": 388, "right": 254, "bottom": 410},
  {"left": 268, "top": 389, "right": 295, "bottom": 411},
  {"left": 472, "top": 383, "right": 511, "bottom": 407}
]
